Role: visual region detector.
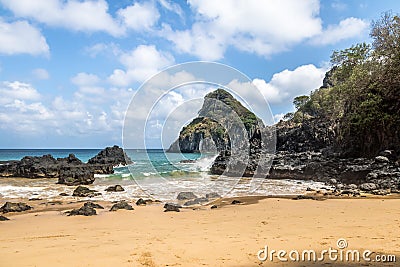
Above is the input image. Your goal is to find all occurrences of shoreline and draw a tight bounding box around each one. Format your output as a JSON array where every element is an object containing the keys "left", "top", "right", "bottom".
[{"left": 1, "top": 196, "right": 399, "bottom": 266}]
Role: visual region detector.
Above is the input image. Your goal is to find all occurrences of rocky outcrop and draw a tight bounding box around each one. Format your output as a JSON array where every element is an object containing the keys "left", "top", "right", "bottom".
[
  {"left": 110, "top": 201, "right": 134, "bottom": 211},
  {"left": 169, "top": 89, "right": 274, "bottom": 177},
  {"left": 72, "top": 186, "right": 101, "bottom": 198},
  {"left": 0, "top": 146, "right": 131, "bottom": 186},
  {"left": 0, "top": 202, "right": 32, "bottom": 213},
  {"left": 275, "top": 119, "right": 336, "bottom": 153},
  {"left": 163, "top": 203, "right": 181, "bottom": 212},
  {"left": 0, "top": 215, "right": 9, "bottom": 221},
  {"left": 105, "top": 185, "right": 125, "bottom": 192},
  {"left": 58, "top": 166, "right": 95, "bottom": 186},
  {"left": 67, "top": 202, "right": 99, "bottom": 216},
  {"left": 88, "top": 145, "right": 132, "bottom": 166},
  {"left": 167, "top": 89, "right": 264, "bottom": 154}
]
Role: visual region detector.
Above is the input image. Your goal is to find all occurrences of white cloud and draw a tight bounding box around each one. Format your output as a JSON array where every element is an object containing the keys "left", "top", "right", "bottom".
[
  {"left": 0, "top": 19, "right": 49, "bottom": 56},
  {"left": 162, "top": 0, "right": 322, "bottom": 60},
  {"left": 310, "top": 17, "right": 369, "bottom": 45},
  {"left": 0, "top": 81, "right": 41, "bottom": 104},
  {"left": 157, "top": 0, "right": 184, "bottom": 19},
  {"left": 32, "top": 68, "right": 50, "bottom": 80},
  {"left": 0, "top": 0, "right": 123, "bottom": 36},
  {"left": 253, "top": 64, "right": 326, "bottom": 105},
  {"left": 273, "top": 113, "right": 286, "bottom": 122},
  {"left": 118, "top": 1, "right": 160, "bottom": 31},
  {"left": 0, "top": 80, "right": 134, "bottom": 136},
  {"left": 108, "top": 45, "right": 175, "bottom": 86}
]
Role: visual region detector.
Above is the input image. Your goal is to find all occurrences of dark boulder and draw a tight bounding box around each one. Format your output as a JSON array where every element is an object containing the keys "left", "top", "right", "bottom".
[
  {"left": 0, "top": 215, "right": 10, "bottom": 221},
  {"left": 105, "top": 185, "right": 125, "bottom": 192},
  {"left": 136, "top": 198, "right": 147, "bottom": 206},
  {"left": 0, "top": 202, "right": 32, "bottom": 213},
  {"left": 163, "top": 203, "right": 181, "bottom": 212},
  {"left": 88, "top": 145, "right": 132, "bottom": 166},
  {"left": 84, "top": 202, "right": 104, "bottom": 209},
  {"left": 58, "top": 166, "right": 95, "bottom": 186},
  {"left": 177, "top": 192, "right": 197, "bottom": 200},
  {"left": 67, "top": 204, "right": 97, "bottom": 216},
  {"left": 110, "top": 201, "right": 134, "bottom": 211},
  {"left": 231, "top": 200, "right": 242, "bottom": 204},
  {"left": 72, "top": 186, "right": 101, "bottom": 198}
]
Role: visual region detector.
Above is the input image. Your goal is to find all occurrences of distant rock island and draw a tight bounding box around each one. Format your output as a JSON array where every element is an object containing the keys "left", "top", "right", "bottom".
[
  {"left": 0, "top": 145, "right": 132, "bottom": 186},
  {"left": 168, "top": 88, "right": 273, "bottom": 177}
]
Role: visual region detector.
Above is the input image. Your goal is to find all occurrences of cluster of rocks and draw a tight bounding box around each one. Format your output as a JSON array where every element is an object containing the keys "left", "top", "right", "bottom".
[
  {"left": 210, "top": 118, "right": 400, "bottom": 193},
  {"left": 162, "top": 191, "right": 222, "bottom": 212},
  {"left": 66, "top": 200, "right": 135, "bottom": 216},
  {"left": 0, "top": 201, "right": 33, "bottom": 221},
  {"left": 0, "top": 146, "right": 132, "bottom": 186},
  {"left": 0, "top": 202, "right": 32, "bottom": 213}
]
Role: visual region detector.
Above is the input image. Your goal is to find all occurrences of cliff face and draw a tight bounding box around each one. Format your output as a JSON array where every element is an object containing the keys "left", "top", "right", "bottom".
[{"left": 167, "top": 89, "right": 262, "bottom": 154}]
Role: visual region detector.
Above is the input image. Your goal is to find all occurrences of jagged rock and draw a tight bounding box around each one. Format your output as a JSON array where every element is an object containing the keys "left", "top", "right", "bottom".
[
  {"left": 163, "top": 203, "right": 181, "bottom": 212},
  {"left": 0, "top": 151, "right": 116, "bottom": 183},
  {"left": 67, "top": 204, "right": 97, "bottom": 216},
  {"left": 110, "top": 201, "right": 134, "bottom": 211},
  {"left": 177, "top": 192, "right": 197, "bottom": 200},
  {"left": 183, "top": 197, "right": 209, "bottom": 206},
  {"left": 58, "top": 166, "right": 95, "bottom": 186},
  {"left": 0, "top": 215, "right": 9, "bottom": 221},
  {"left": 0, "top": 202, "right": 32, "bottom": 213},
  {"left": 231, "top": 200, "right": 242, "bottom": 204},
  {"left": 88, "top": 145, "right": 132, "bottom": 166},
  {"left": 105, "top": 185, "right": 125, "bottom": 192},
  {"left": 359, "top": 183, "right": 378, "bottom": 191},
  {"left": 72, "top": 186, "right": 101, "bottom": 198},
  {"left": 206, "top": 192, "right": 221, "bottom": 199},
  {"left": 84, "top": 202, "right": 104, "bottom": 209},
  {"left": 136, "top": 198, "right": 147, "bottom": 206},
  {"left": 375, "top": 156, "right": 390, "bottom": 163}
]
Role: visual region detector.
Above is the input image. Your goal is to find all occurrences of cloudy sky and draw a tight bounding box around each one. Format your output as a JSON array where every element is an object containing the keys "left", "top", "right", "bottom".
[{"left": 0, "top": 0, "right": 398, "bottom": 148}]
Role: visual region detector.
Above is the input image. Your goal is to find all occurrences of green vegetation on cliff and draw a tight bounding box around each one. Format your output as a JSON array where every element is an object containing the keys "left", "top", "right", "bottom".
[{"left": 288, "top": 12, "right": 400, "bottom": 157}]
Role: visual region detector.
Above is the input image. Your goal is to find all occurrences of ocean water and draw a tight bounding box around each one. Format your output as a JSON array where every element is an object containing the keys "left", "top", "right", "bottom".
[{"left": 0, "top": 149, "right": 328, "bottom": 201}]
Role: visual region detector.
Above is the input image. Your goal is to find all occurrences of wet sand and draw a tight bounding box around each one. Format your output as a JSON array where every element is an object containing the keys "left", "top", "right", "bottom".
[{"left": 1, "top": 197, "right": 399, "bottom": 266}]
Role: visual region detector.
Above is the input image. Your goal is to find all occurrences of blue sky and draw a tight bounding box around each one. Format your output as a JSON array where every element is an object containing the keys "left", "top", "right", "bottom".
[{"left": 0, "top": 0, "right": 399, "bottom": 148}]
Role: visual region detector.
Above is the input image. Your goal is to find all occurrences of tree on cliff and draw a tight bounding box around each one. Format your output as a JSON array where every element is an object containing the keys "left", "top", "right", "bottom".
[{"left": 289, "top": 11, "right": 400, "bottom": 157}]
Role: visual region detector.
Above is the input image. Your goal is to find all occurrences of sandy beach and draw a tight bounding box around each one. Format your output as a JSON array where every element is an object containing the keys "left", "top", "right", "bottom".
[{"left": 1, "top": 197, "right": 399, "bottom": 267}]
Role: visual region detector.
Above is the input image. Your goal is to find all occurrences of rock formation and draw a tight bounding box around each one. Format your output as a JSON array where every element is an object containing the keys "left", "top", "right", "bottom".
[{"left": 0, "top": 145, "right": 132, "bottom": 186}]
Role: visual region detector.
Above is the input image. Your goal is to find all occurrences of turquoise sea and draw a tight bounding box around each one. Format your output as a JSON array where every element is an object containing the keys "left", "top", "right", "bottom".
[{"left": 0, "top": 149, "right": 327, "bottom": 201}]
